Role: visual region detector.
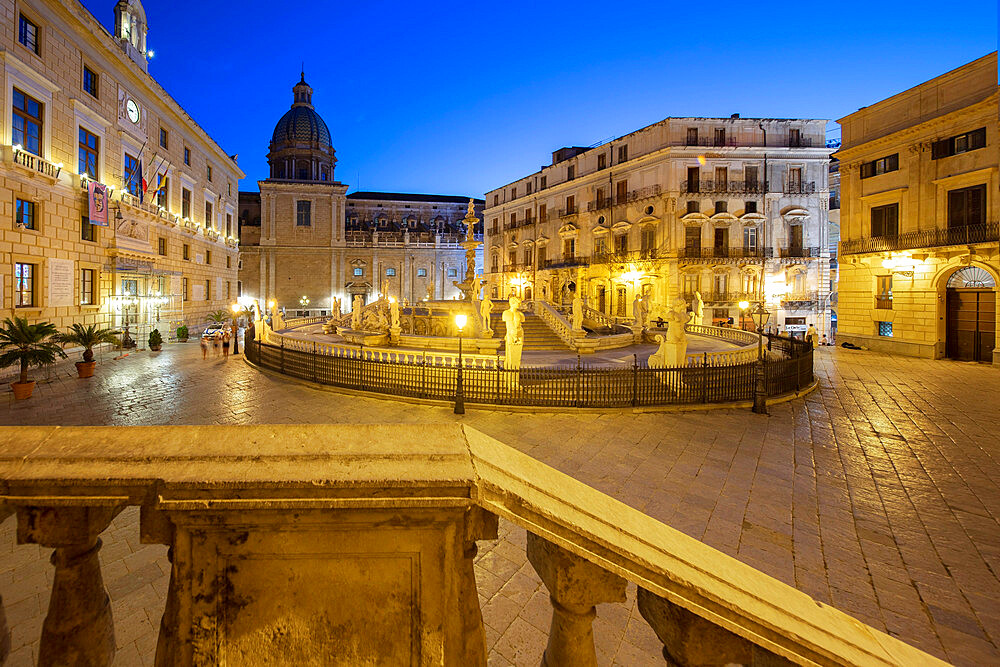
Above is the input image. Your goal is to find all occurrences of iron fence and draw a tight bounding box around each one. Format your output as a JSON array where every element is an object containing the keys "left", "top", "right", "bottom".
[{"left": 246, "top": 334, "right": 813, "bottom": 408}]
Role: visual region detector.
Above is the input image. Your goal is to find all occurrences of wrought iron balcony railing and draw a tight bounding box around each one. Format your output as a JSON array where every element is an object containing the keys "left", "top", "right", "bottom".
[
  {"left": 784, "top": 182, "right": 817, "bottom": 194},
  {"left": 557, "top": 206, "right": 578, "bottom": 218},
  {"left": 840, "top": 221, "right": 999, "bottom": 255},
  {"left": 681, "top": 247, "right": 773, "bottom": 260},
  {"left": 585, "top": 185, "right": 665, "bottom": 212},
  {"left": 679, "top": 180, "right": 765, "bottom": 195},
  {"left": 781, "top": 291, "right": 819, "bottom": 304},
  {"left": 681, "top": 291, "right": 759, "bottom": 304},
  {"left": 777, "top": 246, "right": 821, "bottom": 258}
]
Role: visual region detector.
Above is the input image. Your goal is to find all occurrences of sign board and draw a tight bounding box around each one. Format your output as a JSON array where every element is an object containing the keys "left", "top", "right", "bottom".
[
  {"left": 192, "top": 284, "right": 205, "bottom": 301},
  {"left": 785, "top": 324, "right": 807, "bottom": 332},
  {"left": 48, "top": 258, "right": 74, "bottom": 307}
]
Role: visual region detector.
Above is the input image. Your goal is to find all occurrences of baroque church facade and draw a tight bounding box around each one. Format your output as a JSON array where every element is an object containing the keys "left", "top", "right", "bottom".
[{"left": 238, "top": 76, "right": 483, "bottom": 315}]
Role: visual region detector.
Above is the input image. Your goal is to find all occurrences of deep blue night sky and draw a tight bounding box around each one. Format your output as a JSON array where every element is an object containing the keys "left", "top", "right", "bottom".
[{"left": 81, "top": 0, "right": 996, "bottom": 196}]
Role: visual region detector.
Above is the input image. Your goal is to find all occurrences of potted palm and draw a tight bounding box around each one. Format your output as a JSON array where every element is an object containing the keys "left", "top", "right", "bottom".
[
  {"left": 148, "top": 329, "right": 163, "bottom": 352},
  {"left": 53, "top": 323, "right": 121, "bottom": 378},
  {"left": 0, "top": 317, "right": 66, "bottom": 399},
  {"left": 176, "top": 325, "right": 189, "bottom": 342}
]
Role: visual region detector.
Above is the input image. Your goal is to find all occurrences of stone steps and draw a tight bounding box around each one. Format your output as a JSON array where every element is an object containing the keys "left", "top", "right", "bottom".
[{"left": 490, "top": 311, "right": 572, "bottom": 350}]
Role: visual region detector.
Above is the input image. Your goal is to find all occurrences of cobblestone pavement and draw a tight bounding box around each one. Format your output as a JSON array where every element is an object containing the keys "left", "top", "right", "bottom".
[{"left": 1, "top": 344, "right": 999, "bottom": 665}]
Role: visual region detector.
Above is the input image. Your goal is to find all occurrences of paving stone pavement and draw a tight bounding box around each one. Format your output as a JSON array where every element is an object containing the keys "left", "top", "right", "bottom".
[{"left": 1, "top": 343, "right": 999, "bottom": 665}]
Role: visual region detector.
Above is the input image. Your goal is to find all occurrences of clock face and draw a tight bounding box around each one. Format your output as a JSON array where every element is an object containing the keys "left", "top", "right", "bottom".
[{"left": 126, "top": 99, "right": 140, "bottom": 124}]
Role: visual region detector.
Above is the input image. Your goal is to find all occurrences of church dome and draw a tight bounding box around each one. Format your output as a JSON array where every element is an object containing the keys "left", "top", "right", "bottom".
[{"left": 269, "top": 73, "right": 332, "bottom": 151}]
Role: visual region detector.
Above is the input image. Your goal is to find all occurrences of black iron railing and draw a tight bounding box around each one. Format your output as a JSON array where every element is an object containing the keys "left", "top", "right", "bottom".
[
  {"left": 681, "top": 247, "right": 774, "bottom": 260},
  {"left": 246, "top": 335, "right": 813, "bottom": 408},
  {"left": 840, "top": 222, "right": 999, "bottom": 255},
  {"left": 679, "top": 180, "right": 765, "bottom": 195},
  {"left": 784, "top": 182, "right": 817, "bottom": 194},
  {"left": 777, "top": 246, "right": 821, "bottom": 258}
]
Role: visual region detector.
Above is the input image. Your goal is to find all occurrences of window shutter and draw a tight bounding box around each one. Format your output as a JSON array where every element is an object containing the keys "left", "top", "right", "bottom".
[
  {"left": 860, "top": 162, "right": 874, "bottom": 179},
  {"left": 887, "top": 153, "right": 899, "bottom": 171},
  {"left": 970, "top": 127, "right": 987, "bottom": 150},
  {"left": 931, "top": 139, "right": 949, "bottom": 160}
]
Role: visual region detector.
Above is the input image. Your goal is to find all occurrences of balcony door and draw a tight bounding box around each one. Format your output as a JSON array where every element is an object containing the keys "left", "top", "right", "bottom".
[
  {"left": 789, "top": 225, "right": 803, "bottom": 254},
  {"left": 947, "top": 185, "right": 986, "bottom": 244},
  {"left": 685, "top": 226, "right": 702, "bottom": 257},
  {"left": 714, "top": 228, "right": 728, "bottom": 257}
]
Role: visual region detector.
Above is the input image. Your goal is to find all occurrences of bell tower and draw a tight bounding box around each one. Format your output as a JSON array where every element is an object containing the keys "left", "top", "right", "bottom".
[{"left": 114, "top": 0, "right": 149, "bottom": 71}]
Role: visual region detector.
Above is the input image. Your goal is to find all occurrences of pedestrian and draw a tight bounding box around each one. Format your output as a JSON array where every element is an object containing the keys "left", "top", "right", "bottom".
[
  {"left": 806, "top": 323, "right": 819, "bottom": 348},
  {"left": 820, "top": 335, "right": 829, "bottom": 346},
  {"left": 200, "top": 334, "right": 209, "bottom": 360},
  {"left": 213, "top": 331, "right": 222, "bottom": 358},
  {"left": 222, "top": 328, "right": 231, "bottom": 359}
]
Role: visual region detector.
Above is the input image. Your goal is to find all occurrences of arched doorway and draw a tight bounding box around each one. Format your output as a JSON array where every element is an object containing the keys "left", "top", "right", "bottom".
[{"left": 945, "top": 267, "right": 996, "bottom": 362}]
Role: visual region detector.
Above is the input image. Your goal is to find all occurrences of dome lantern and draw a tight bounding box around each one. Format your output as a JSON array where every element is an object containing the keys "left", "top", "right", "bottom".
[{"left": 267, "top": 72, "right": 336, "bottom": 182}]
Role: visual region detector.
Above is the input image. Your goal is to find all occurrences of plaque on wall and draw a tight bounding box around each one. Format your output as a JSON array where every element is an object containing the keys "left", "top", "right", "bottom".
[
  {"left": 192, "top": 284, "right": 205, "bottom": 301},
  {"left": 171, "top": 275, "right": 181, "bottom": 298},
  {"left": 48, "top": 258, "right": 74, "bottom": 308}
]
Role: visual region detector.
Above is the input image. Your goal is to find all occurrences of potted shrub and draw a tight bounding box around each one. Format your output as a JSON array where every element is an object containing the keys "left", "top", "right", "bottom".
[
  {"left": 53, "top": 323, "right": 121, "bottom": 378},
  {"left": 176, "top": 325, "right": 189, "bottom": 342},
  {"left": 0, "top": 317, "right": 66, "bottom": 399},
  {"left": 148, "top": 329, "right": 163, "bottom": 352},
  {"left": 207, "top": 310, "right": 229, "bottom": 325}
]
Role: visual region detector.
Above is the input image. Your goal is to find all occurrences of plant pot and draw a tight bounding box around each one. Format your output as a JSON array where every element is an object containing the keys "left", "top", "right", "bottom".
[
  {"left": 150, "top": 345, "right": 162, "bottom": 352},
  {"left": 76, "top": 361, "right": 97, "bottom": 378},
  {"left": 178, "top": 338, "right": 189, "bottom": 343},
  {"left": 11, "top": 381, "right": 35, "bottom": 400}
]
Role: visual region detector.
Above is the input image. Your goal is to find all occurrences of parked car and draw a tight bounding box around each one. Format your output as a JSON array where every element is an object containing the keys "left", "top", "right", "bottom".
[{"left": 202, "top": 325, "right": 227, "bottom": 340}]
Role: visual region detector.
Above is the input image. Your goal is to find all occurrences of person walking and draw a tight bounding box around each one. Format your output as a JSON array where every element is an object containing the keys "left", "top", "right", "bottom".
[
  {"left": 200, "top": 334, "right": 209, "bottom": 360},
  {"left": 222, "top": 328, "right": 231, "bottom": 359},
  {"left": 213, "top": 331, "right": 222, "bottom": 358},
  {"left": 806, "top": 323, "right": 819, "bottom": 348}
]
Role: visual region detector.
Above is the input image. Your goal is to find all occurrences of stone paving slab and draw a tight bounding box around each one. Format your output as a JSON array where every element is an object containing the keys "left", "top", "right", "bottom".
[{"left": 1, "top": 344, "right": 999, "bottom": 664}]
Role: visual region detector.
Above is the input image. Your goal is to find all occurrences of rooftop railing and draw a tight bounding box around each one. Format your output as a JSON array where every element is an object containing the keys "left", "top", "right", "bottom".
[
  {"left": 840, "top": 221, "right": 999, "bottom": 255},
  {"left": 0, "top": 423, "right": 943, "bottom": 665}
]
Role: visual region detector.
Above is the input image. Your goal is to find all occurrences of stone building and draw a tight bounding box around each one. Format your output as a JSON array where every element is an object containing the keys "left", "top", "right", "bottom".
[
  {"left": 835, "top": 52, "right": 998, "bottom": 364},
  {"left": 1, "top": 0, "right": 243, "bottom": 340},
  {"left": 483, "top": 116, "right": 833, "bottom": 336},
  {"left": 238, "top": 76, "right": 483, "bottom": 315}
]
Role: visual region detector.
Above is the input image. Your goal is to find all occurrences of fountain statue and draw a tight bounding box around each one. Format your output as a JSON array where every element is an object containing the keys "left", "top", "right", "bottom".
[
  {"left": 502, "top": 294, "right": 524, "bottom": 370},
  {"left": 452, "top": 200, "right": 484, "bottom": 301},
  {"left": 480, "top": 298, "right": 494, "bottom": 337},
  {"left": 572, "top": 295, "right": 584, "bottom": 333}
]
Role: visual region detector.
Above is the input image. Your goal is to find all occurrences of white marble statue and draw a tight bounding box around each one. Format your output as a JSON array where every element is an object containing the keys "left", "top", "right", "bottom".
[
  {"left": 572, "top": 295, "right": 584, "bottom": 332},
  {"left": 351, "top": 294, "right": 363, "bottom": 330},
  {"left": 693, "top": 291, "right": 705, "bottom": 326},
  {"left": 332, "top": 297, "right": 341, "bottom": 317},
  {"left": 480, "top": 298, "right": 494, "bottom": 335},
  {"left": 660, "top": 297, "right": 691, "bottom": 367},
  {"left": 426, "top": 283, "right": 434, "bottom": 301},
  {"left": 502, "top": 295, "right": 525, "bottom": 370},
  {"left": 389, "top": 299, "right": 400, "bottom": 329}
]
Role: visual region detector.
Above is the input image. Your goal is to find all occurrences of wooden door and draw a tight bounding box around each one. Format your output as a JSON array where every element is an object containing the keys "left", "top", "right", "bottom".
[{"left": 947, "top": 290, "right": 996, "bottom": 362}]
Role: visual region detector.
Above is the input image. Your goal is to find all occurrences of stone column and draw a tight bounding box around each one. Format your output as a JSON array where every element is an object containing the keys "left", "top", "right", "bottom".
[
  {"left": 526, "top": 532, "right": 626, "bottom": 667},
  {"left": 15, "top": 503, "right": 122, "bottom": 666},
  {"left": 637, "top": 587, "right": 790, "bottom": 666}
]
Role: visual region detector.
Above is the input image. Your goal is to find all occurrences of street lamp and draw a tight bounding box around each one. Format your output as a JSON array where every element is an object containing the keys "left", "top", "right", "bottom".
[
  {"left": 454, "top": 313, "right": 467, "bottom": 415},
  {"left": 749, "top": 302, "right": 771, "bottom": 415},
  {"left": 230, "top": 303, "right": 241, "bottom": 355},
  {"left": 299, "top": 295, "right": 310, "bottom": 308},
  {"left": 738, "top": 300, "right": 750, "bottom": 331}
]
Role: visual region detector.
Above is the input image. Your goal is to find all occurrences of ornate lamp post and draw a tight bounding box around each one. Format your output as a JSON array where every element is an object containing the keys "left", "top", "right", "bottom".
[
  {"left": 749, "top": 302, "right": 770, "bottom": 415},
  {"left": 230, "top": 303, "right": 241, "bottom": 355},
  {"left": 454, "top": 313, "right": 467, "bottom": 415},
  {"left": 738, "top": 300, "right": 750, "bottom": 331},
  {"left": 299, "top": 295, "right": 310, "bottom": 309}
]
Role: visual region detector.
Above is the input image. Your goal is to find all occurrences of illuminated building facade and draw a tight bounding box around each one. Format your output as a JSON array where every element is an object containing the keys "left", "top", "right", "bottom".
[
  {"left": 1, "top": 0, "right": 242, "bottom": 338},
  {"left": 835, "top": 52, "right": 998, "bottom": 363},
  {"left": 483, "top": 116, "right": 833, "bottom": 336}
]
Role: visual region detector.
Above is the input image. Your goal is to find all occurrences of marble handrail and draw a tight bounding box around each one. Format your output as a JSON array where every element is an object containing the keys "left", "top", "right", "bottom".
[
  {"left": 0, "top": 425, "right": 945, "bottom": 666},
  {"left": 581, "top": 305, "right": 615, "bottom": 328},
  {"left": 686, "top": 323, "right": 760, "bottom": 346},
  {"left": 533, "top": 300, "right": 577, "bottom": 347}
]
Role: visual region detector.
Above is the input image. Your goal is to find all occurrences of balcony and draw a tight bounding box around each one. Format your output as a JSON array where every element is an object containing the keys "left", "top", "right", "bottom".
[
  {"left": 11, "top": 148, "right": 61, "bottom": 180},
  {"left": 681, "top": 291, "right": 758, "bottom": 304},
  {"left": 781, "top": 291, "right": 819, "bottom": 306},
  {"left": 504, "top": 217, "right": 535, "bottom": 231},
  {"left": 840, "top": 221, "right": 999, "bottom": 255},
  {"left": 557, "top": 206, "right": 578, "bottom": 218},
  {"left": 777, "top": 246, "right": 821, "bottom": 258},
  {"left": 589, "top": 248, "right": 661, "bottom": 265},
  {"left": 874, "top": 295, "right": 893, "bottom": 309},
  {"left": 784, "top": 182, "right": 817, "bottom": 195},
  {"left": 586, "top": 185, "right": 664, "bottom": 212},
  {"left": 680, "top": 180, "right": 764, "bottom": 195},
  {"left": 0, "top": 424, "right": 931, "bottom": 666},
  {"left": 541, "top": 255, "right": 588, "bottom": 269},
  {"left": 681, "top": 247, "right": 773, "bottom": 260}
]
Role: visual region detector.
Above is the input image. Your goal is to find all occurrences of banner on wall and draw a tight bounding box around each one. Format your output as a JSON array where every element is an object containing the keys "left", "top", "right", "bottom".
[{"left": 87, "top": 181, "right": 109, "bottom": 226}]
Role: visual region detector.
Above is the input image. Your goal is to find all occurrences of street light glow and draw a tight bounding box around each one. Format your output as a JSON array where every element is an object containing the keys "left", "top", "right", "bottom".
[{"left": 455, "top": 313, "right": 467, "bottom": 331}]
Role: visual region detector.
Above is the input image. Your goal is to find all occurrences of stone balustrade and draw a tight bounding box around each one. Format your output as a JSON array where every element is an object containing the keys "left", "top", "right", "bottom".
[
  {"left": 533, "top": 300, "right": 580, "bottom": 347},
  {"left": 0, "top": 425, "right": 944, "bottom": 666}
]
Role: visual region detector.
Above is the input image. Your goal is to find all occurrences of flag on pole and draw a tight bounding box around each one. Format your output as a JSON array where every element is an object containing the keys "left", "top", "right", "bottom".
[
  {"left": 137, "top": 158, "right": 145, "bottom": 203},
  {"left": 87, "top": 180, "right": 109, "bottom": 226}
]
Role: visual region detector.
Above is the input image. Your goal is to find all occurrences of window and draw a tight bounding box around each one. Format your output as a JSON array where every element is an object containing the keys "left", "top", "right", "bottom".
[
  {"left": 614, "top": 234, "right": 628, "bottom": 253},
  {"left": 386, "top": 268, "right": 396, "bottom": 276},
  {"left": 567, "top": 165, "right": 575, "bottom": 180},
  {"left": 158, "top": 237, "right": 166, "bottom": 255},
  {"left": 417, "top": 268, "right": 427, "bottom": 277},
  {"left": 524, "top": 207, "right": 531, "bottom": 222},
  {"left": 524, "top": 248, "right": 533, "bottom": 265},
  {"left": 78, "top": 127, "right": 99, "bottom": 179},
  {"left": 526, "top": 182, "right": 533, "bottom": 195},
  {"left": 508, "top": 250, "right": 516, "bottom": 265},
  {"left": 597, "top": 154, "right": 606, "bottom": 170},
  {"left": 877, "top": 321, "right": 893, "bottom": 337},
  {"left": 565, "top": 195, "right": 575, "bottom": 213},
  {"left": 686, "top": 128, "right": 698, "bottom": 145},
  {"left": 715, "top": 167, "right": 728, "bottom": 189},
  {"left": 715, "top": 200, "right": 727, "bottom": 213},
  {"left": 745, "top": 201, "right": 757, "bottom": 214},
  {"left": 15, "top": 262, "right": 35, "bottom": 307},
  {"left": 12, "top": 88, "right": 43, "bottom": 156},
  {"left": 82, "top": 216, "right": 96, "bottom": 242},
  {"left": 226, "top": 213, "right": 232, "bottom": 237},
  {"left": 876, "top": 276, "right": 892, "bottom": 309},
  {"left": 686, "top": 200, "right": 700, "bottom": 214},
  {"left": 83, "top": 66, "right": 98, "bottom": 98},
  {"left": 509, "top": 212, "right": 517, "bottom": 226},
  {"left": 538, "top": 204, "right": 547, "bottom": 222},
  {"left": 447, "top": 268, "right": 457, "bottom": 278},
  {"left": 947, "top": 185, "right": 986, "bottom": 228},
  {"left": 860, "top": 154, "right": 899, "bottom": 179},
  {"left": 491, "top": 254, "right": 498, "bottom": 272},
  {"left": 296, "top": 200, "right": 311, "bottom": 226},
  {"left": 641, "top": 228, "right": 654, "bottom": 251},
  {"left": 540, "top": 176, "right": 547, "bottom": 189},
  {"left": 871, "top": 204, "right": 899, "bottom": 238},
  {"left": 159, "top": 127, "right": 168, "bottom": 149},
  {"left": 594, "top": 237, "right": 607, "bottom": 255},
  {"left": 205, "top": 201, "right": 213, "bottom": 228},
  {"left": 227, "top": 282, "right": 231, "bottom": 300},
  {"left": 787, "top": 167, "right": 802, "bottom": 192},
  {"left": 618, "top": 145, "right": 628, "bottom": 163},
  {"left": 183, "top": 243, "right": 190, "bottom": 260},
  {"left": 18, "top": 14, "right": 39, "bottom": 54},
  {"left": 932, "top": 128, "right": 986, "bottom": 159},
  {"left": 714, "top": 128, "right": 726, "bottom": 146},
  {"left": 789, "top": 128, "right": 801, "bottom": 147},
  {"left": 687, "top": 166, "right": 700, "bottom": 192},
  {"left": 510, "top": 187, "right": 517, "bottom": 199},
  {"left": 563, "top": 238, "right": 575, "bottom": 257},
  {"left": 743, "top": 227, "right": 758, "bottom": 251},
  {"left": 124, "top": 153, "right": 140, "bottom": 196},
  {"left": 183, "top": 147, "right": 190, "bottom": 165},
  {"left": 207, "top": 165, "right": 213, "bottom": 182},
  {"left": 226, "top": 255, "right": 231, "bottom": 269},
  {"left": 204, "top": 279, "right": 210, "bottom": 300},
  {"left": 745, "top": 166, "right": 760, "bottom": 191},
  {"left": 537, "top": 246, "right": 546, "bottom": 265},
  {"left": 685, "top": 226, "right": 702, "bottom": 253},
  {"left": 493, "top": 194, "right": 499, "bottom": 206},
  {"left": 182, "top": 188, "right": 191, "bottom": 218},
  {"left": 80, "top": 269, "right": 94, "bottom": 305},
  {"left": 616, "top": 180, "right": 628, "bottom": 203},
  {"left": 183, "top": 278, "right": 189, "bottom": 301},
  {"left": 205, "top": 250, "right": 212, "bottom": 265},
  {"left": 15, "top": 199, "right": 36, "bottom": 230},
  {"left": 683, "top": 274, "right": 699, "bottom": 295},
  {"left": 353, "top": 267, "right": 364, "bottom": 276}
]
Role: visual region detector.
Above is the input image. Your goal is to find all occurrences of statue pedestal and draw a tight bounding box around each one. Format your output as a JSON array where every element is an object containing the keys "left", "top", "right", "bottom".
[
  {"left": 630, "top": 324, "right": 644, "bottom": 344},
  {"left": 339, "top": 329, "right": 389, "bottom": 347},
  {"left": 389, "top": 326, "right": 402, "bottom": 346},
  {"left": 475, "top": 338, "right": 503, "bottom": 356},
  {"left": 573, "top": 335, "right": 599, "bottom": 355}
]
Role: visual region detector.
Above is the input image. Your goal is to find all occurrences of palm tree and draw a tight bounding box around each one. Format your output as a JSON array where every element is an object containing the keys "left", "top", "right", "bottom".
[
  {"left": 0, "top": 317, "right": 66, "bottom": 385},
  {"left": 53, "top": 323, "right": 120, "bottom": 362},
  {"left": 206, "top": 309, "right": 229, "bottom": 324}
]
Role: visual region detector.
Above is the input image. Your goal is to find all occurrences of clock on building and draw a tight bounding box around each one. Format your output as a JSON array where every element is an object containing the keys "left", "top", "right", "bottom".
[
  {"left": 117, "top": 86, "right": 147, "bottom": 137},
  {"left": 126, "top": 99, "right": 140, "bottom": 124}
]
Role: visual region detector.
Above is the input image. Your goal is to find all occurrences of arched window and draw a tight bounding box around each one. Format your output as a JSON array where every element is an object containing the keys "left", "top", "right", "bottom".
[{"left": 947, "top": 266, "right": 995, "bottom": 288}]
